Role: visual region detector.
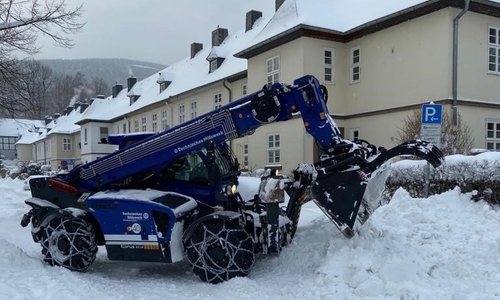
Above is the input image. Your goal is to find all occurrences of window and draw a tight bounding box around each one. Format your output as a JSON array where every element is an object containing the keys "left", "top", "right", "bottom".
[
  {"left": 84, "top": 128, "right": 88, "bottom": 144},
  {"left": 351, "top": 129, "right": 359, "bottom": 141},
  {"left": 242, "top": 143, "right": 249, "bottom": 167},
  {"left": 134, "top": 119, "right": 139, "bottom": 132},
  {"left": 152, "top": 113, "right": 158, "bottom": 132},
  {"left": 486, "top": 120, "right": 500, "bottom": 151},
  {"left": 63, "top": 138, "right": 72, "bottom": 151},
  {"left": 324, "top": 48, "right": 335, "bottom": 84},
  {"left": 214, "top": 93, "right": 222, "bottom": 109},
  {"left": 179, "top": 104, "right": 185, "bottom": 124},
  {"left": 116, "top": 125, "right": 119, "bottom": 134},
  {"left": 242, "top": 84, "right": 247, "bottom": 96},
  {"left": 350, "top": 46, "right": 361, "bottom": 83},
  {"left": 141, "top": 117, "right": 147, "bottom": 132},
  {"left": 99, "top": 127, "right": 108, "bottom": 142},
  {"left": 161, "top": 109, "right": 168, "bottom": 131},
  {"left": 488, "top": 26, "right": 500, "bottom": 74},
  {"left": 266, "top": 55, "right": 280, "bottom": 85},
  {"left": 191, "top": 101, "right": 197, "bottom": 119},
  {"left": 267, "top": 134, "right": 280, "bottom": 165},
  {"left": 210, "top": 60, "right": 218, "bottom": 73},
  {"left": 0, "top": 137, "right": 17, "bottom": 150},
  {"left": 123, "top": 123, "right": 126, "bottom": 134}
]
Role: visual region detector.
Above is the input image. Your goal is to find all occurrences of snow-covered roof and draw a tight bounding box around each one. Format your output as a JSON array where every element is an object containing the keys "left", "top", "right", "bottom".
[
  {"left": 0, "top": 118, "right": 44, "bottom": 137},
  {"left": 237, "top": 0, "right": 500, "bottom": 56},
  {"left": 79, "top": 14, "right": 271, "bottom": 123},
  {"left": 15, "top": 131, "right": 41, "bottom": 145},
  {"left": 18, "top": 107, "right": 88, "bottom": 144}
]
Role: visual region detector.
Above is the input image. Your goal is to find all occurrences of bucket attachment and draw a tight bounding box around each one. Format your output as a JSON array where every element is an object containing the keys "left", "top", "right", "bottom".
[{"left": 306, "top": 140, "right": 444, "bottom": 237}]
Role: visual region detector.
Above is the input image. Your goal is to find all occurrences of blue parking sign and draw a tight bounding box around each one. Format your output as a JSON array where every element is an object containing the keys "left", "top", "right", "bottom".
[{"left": 421, "top": 104, "right": 442, "bottom": 124}]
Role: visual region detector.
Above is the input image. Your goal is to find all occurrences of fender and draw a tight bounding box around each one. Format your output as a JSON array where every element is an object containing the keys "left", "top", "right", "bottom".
[
  {"left": 182, "top": 210, "right": 241, "bottom": 243},
  {"left": 24, "top": 197, "right": 91, "bottom": 242}
]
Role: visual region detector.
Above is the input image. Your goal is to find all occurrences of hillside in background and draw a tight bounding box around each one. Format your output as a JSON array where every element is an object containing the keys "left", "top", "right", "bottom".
[{"left": 39, "top": 58, "right": 167, "bottom": 89}]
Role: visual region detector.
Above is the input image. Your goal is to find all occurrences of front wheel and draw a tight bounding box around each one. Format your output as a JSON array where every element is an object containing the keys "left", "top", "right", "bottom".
[
  {"left": 41, "top": 216, "right": 98, "bottom": 271},
  {"left": 186, "top": 221, "right": 255, "bottom": 284}
]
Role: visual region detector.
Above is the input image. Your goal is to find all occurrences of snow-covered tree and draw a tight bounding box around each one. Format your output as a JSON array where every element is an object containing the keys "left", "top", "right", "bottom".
[{"left": 0, "top": 0, "right": 84, "bottom": 117}]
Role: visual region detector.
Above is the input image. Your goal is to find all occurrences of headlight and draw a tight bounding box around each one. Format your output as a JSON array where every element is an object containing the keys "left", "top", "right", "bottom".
[{"left": 224, "top": 184, "right": 237, "bottom": 195}]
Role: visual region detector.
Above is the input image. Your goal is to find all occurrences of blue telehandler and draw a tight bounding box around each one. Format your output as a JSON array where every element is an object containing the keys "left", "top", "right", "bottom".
[{"left": 21, "top": 75, "right": 443, "bottom": 283}]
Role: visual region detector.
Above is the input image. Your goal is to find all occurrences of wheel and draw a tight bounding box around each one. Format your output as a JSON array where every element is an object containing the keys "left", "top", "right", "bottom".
[
  {"left": 186, "top": 221, "right": 255, "bottom": 284},
  {"left": 41, "top": 216, "right": 98, "bottom": 271}
]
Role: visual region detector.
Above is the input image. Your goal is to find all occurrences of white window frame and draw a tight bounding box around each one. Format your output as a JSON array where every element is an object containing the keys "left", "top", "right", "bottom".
[
  {"left": 210, "top": 60, "right": 218, "bottom": 73},
  {"left": 267, "top": 133, "right": 281, "bottom": 165},
  {"left": 190, "top": 101, "right": 197, "bottom": 119},
  {"left": 488, "top": 26, "right": 500, "bottom": 75},
  {"left": 134, "top": 119, "right": 139, "bottom": 132},
  {"left": 152, "top": 113, "right": 157, "bottom": 132},
  {"left": 242, "top": 143, "right": 249, "bottom": 168},
  {"left": 266, "top": 55, "right": 280, "bottom": 85},
  {"left": 214, "top": 93, "right": 222, "bottom": 109},
  {"left": 350, "top": 46, "right": 361, "bottom": 84},
  {"left": 161, "top": 109, "right": 168, "bottom": 131},
  {"left": 486, "top": 120, "right": 500, "bottom": 151},
  {"left": 242, "top": 83, "right": 247, "bottom": 96},
  {"left": 99, "top": 127, "right": 108, "bottom": 141},
  {"left": 179, "top": 104, "right": 185, "bottom": 124},
  {"left": 351, "top": 128, "right": 359, "bottom": 141},
  {"left": 324, "top": 47, "right": 335, "bottom": 84},
  {"left": 141, "top": 117, "right": 147, "bottom": 132},
  {"left": 63, "top": 138, "right": 72, "bottom": 151}
]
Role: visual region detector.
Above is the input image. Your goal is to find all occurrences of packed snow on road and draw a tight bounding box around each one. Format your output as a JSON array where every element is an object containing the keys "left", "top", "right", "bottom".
[{"left": 1, "top": 156, "right": 500, "bottom": 300}]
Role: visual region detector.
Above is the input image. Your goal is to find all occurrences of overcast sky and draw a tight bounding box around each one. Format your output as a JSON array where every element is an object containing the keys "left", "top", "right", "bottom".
[{"left": 30, "top": 0, "right": 275, "bottom": 66}]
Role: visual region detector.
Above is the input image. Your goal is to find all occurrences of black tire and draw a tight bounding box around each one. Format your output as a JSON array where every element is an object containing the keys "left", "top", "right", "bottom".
[
  {"left": 41, "top": 216, "right": 98, "bottom": 271},
  {"left": 186, "top": 221, "right": 255, "bottom": 284}
]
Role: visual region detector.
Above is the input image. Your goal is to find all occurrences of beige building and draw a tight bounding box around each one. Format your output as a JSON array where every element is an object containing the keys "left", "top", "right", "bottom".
[
  {"left": 18, "top": 0, "right": 500, "bottom": 174},
  {"left": 231, "top": 0, "right": 500, "bottom": 171}
]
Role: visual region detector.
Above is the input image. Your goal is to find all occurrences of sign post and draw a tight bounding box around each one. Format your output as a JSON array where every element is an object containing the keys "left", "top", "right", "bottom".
[{"left": 420, "top": 103, "right": 442, "bottom": 197}]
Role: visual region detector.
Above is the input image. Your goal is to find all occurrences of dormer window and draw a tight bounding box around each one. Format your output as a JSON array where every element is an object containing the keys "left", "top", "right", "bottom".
[
  {"left": 129, "top": 95, "right": 140, "bottom": 105},
  {"left": 156, "top": 72, "right": 173, "bottom": 93},
  {"left": 210, "top": 60, "right": 218, "bottom": 72},
  {"left": 159, "top": 81, "right": 170, "bottom": 93},
  {"left": 206, "top": 47, "right": 225, "bottom": 73}
]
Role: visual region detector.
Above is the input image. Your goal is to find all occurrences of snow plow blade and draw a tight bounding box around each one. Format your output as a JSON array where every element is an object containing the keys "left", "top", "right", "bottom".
[{"left": 310, "top": 140, "right": 444, "bottom": 237}]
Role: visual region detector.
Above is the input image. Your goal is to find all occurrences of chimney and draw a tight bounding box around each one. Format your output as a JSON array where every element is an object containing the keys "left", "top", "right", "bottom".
[
  {"left": 246, "top": 10, "right": 262, "bottom": 32},
  {"left": 62, "top": 108, "right": 68, "bottom": 115},
  {"left": 96, "top": 95, "right": 105, "bottom": 99},
  {"left": 79, "top": 102, "right": 89, "bottom": 113},
  {"left": 127, "top": 76, "right": 137, "bottom": 92},
  {"left": 44, "top": 116, "right": 52, "bottom": 125},
  {"left": 66, "top": 106, "right": 73, "bottom": 115},
  {"left": 112, "top": 83, "right": 123, "bottom": 98},
  {"left": 191, "top": 42, "right": 203, "bottom": 59},
  {"left": 212, "top": 27, "right": 228, "bottom": 47},
  {"left": 53, "top": 113, "right": 61, "bottom": 120},
  {"left": 276, "top": 0, "right": 285, "bottom": 11},
  {"left": 74, "top": 102, "right": 81, "bottom": 111}
]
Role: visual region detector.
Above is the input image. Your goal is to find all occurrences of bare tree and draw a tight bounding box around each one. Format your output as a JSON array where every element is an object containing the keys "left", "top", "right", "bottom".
[
  {"left": 49, "top": 72, "right": 86, "bottom": 113},
  {"left": 89, "top": 76, "right": 109, "bottom": 97},
  {"left": 0, "top": 0, "right": 84, "bottom": 117},
  {"left": 396, "top": 109, "right": 475, "bottom": 155},
  {"left": 15, "top": 59, "right": 54, "bottom": 119},
  {"left": 0, "top": 0, "right": 84, "bottom": 56}
]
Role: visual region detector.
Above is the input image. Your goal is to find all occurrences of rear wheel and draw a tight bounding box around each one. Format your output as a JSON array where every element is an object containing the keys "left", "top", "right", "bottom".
[
  {"left": 41, "top": 216, "right": 98, "bottom": 271},
  {"left": 186, "top": 221, "right": 255, "bottom": 284}
]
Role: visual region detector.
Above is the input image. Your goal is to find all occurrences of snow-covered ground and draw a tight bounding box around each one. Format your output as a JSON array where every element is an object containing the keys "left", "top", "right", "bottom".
[{"left": 1, "top": 170, "right": 500, "bottom": 300}]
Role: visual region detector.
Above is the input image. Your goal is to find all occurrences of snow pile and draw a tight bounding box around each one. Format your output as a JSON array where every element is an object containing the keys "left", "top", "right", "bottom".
[{"left": 1, "top": 174, "right": 500, "bottom": 299}]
